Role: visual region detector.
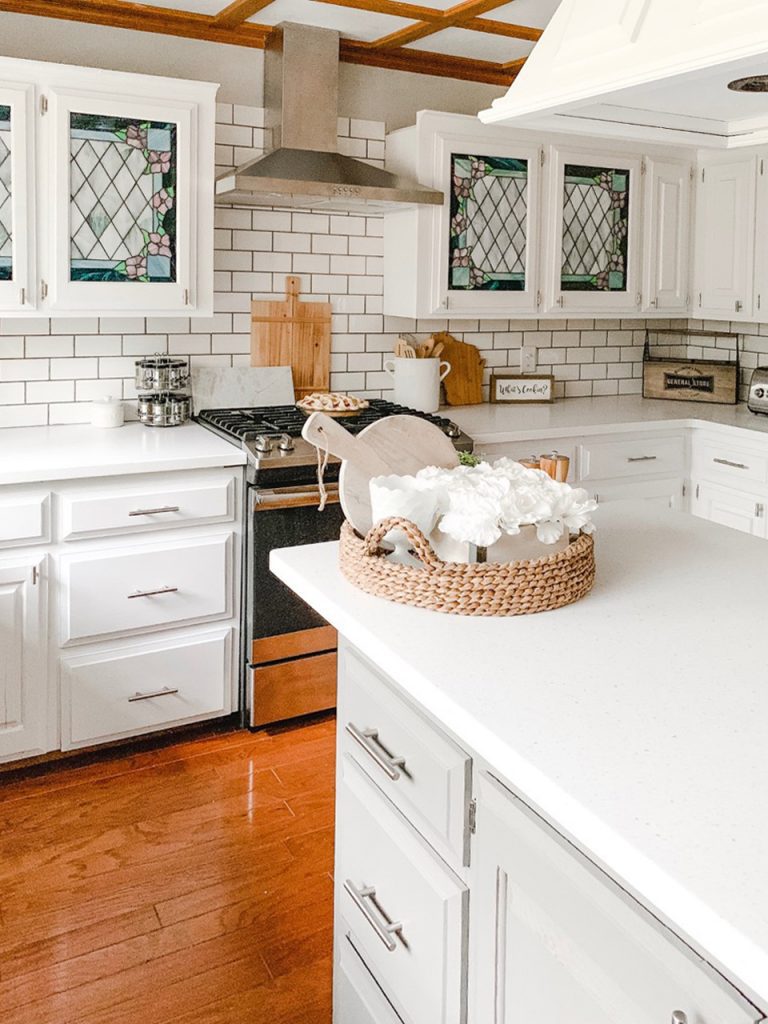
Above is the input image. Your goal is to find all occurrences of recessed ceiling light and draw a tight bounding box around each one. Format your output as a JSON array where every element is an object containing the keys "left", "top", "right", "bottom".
[{"left": 728, "top": 75, "right": 768, "bottom": 92}]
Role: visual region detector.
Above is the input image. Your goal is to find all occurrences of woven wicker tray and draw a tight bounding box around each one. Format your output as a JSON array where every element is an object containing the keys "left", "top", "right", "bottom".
[{"left": 339, "top": 517, "right": 595, "bottom": 617}]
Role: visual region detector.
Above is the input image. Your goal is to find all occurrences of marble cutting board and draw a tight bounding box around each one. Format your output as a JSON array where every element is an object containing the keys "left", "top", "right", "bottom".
[{"left": 191, "top": 367, "right": 295, "bottom": 414}]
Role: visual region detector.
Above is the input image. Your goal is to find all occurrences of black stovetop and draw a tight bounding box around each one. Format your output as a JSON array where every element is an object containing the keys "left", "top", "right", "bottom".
[{"left": 196, "top": 399, "right": 463, "bottom": 442}]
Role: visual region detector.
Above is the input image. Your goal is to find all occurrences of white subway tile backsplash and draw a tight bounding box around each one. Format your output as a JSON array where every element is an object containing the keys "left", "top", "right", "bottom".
[{"left": 0, "top": 104, "right": 711, "bottom": 424}]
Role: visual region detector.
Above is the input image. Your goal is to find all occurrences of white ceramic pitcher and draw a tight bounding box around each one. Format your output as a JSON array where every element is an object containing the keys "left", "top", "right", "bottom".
[{"left": 382, "top": 356, "right": 451, "bottom": 413}]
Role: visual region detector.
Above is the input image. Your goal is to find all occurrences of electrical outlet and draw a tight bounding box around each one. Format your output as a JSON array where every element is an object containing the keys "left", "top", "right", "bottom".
[{"left": 520, "top": 347, "right": 537, "bottom": 373}]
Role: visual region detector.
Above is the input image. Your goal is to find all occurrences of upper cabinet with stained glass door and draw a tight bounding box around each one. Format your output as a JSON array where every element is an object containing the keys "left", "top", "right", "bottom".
[
  {"left": 0, "top": 57, "right": 217, "bottom": 319},
  {"left": 383, "top": 113, "right": 542, "bottom": 319},
  {"left": 42, "top": 65, "right": 217, "bottom": 317},
  {"left": 544, "top": 146, "right": 643, "bottom": 314},
  {"left": 0, "top": 81, "right": 35, "bottom": 315}
]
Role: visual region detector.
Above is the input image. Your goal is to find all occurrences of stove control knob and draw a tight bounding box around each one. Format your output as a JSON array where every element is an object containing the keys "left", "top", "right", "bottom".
[
  {"left": 443, "top": 421, "right": 461, "bottom": 439},
  {"left": 277, "top": 435, "right": 295, "bottom": 452},
  {"left": 756, "top": 387, "right": 765, "bottom": 399},
  {"left": 253, "top": 436, "right": 272, "bottom": 454}
]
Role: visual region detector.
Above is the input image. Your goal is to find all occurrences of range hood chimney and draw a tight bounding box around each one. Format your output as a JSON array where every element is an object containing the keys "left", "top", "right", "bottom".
[{"left": 216, "top": 23, "right": 443, "bottom": 211}]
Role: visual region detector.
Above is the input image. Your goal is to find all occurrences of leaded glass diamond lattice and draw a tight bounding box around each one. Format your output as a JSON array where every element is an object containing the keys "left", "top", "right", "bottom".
[
  {"left": 70, "top": 112, "right": 177, "bottom": 282},
  {"left": 449, "top": 153, "right": 528, "bottom": 291},
  {"left": 561, "top": 164, "right": 629, "bottom": 292},
  {"left": 0, "top": 104, "right": 12, "bottom": 282}
]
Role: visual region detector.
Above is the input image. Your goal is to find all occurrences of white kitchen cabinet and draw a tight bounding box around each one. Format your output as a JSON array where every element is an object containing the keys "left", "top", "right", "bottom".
[
  {"left": 471, "top": 771, "right": 762, "bottom": 1024},
  {"left": 589, "top": 476, "right": 686, "bottom": 510},
  {"left": 0, "top": 81, "right": 35, "bottom": 314},
  {"left": 643, "top": 158, "right": 693, "bottom": 314},
  {"left": 0, "top": 554, "right": 48, "bottom": 761},
  {"left": 336, "top": 934, "right": 405, "bottom": 1024},
  {"left": 0, "top": 55, "right": 216, "bottom": 318},
  {"left": 384, "top": 111, "right": 542, "bottom": 319},
  {"left": 694, "top": 152, "right": 757, "bottom": 320},
  {"left": 691, "top": 480, "right": 767, "bottom": 537},
  {"left": 545, "top": 145, "right": 643, "bottom": 314}
]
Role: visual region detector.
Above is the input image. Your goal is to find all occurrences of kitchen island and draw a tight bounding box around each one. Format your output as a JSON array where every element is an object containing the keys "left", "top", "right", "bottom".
[{"left": 271, "top": 502, "right": 768, "bottom": 1022}]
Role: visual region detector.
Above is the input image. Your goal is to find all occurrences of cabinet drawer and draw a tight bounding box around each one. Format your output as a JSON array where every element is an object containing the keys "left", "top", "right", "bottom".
[
  {"left": 694, "top": 436, "right": 768, "bottom": 487},
  {"left": 336, "top": 933, "right": 405, "bottom": 1024},
  {"left": 340, "top": 643, "right": 471, "bottom": 866},
  {"left": 60, "top": 472, "right": 236, "bottom": 540},
  {"left": 61, "top": 628, "right": 232, "bottom": 747},
  {"left": 475, "top": 772, "right": 761, "bottom": 1024},
  {"left": 60, "top": 533, "right": 233, "bottom": 645},
  {"left": 0, "top": 493, "right": 50, "bottom": 548},
  {"left": 579, "top": 435, "right": 684, "bottom": 481},
  {"left": 476, "top": 440, "right": 578, "bottom": 477},
  {"left": 338, "top": 756, "right": 467, "bottom": 1024}
]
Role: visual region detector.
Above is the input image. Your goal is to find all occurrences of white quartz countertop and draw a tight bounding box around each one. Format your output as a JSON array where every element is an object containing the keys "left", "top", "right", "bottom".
[
  {"left": 0, "top": 422, "right": 246, "bottom": 485},
  {"left": 447, "top": 395, "right": 768, "bottom": 444},
  {"left": 271, "top": 504, "right": 768, "bottom": 1010}
]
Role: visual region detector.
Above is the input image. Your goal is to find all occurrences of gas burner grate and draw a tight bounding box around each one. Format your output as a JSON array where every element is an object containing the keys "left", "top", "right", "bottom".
[{"left": 197, "top": 399, "right": 461, "bottom": 441}]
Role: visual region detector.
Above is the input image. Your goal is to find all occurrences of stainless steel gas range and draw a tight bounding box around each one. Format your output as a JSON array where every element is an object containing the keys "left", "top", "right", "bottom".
[{"left": 197, "top": 400, "right": 473, "bottom": 728}]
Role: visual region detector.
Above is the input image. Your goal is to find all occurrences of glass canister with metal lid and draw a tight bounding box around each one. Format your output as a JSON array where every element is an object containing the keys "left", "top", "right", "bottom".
[{"left": 134, "top": 355, "right": 190, "bottom": 392}]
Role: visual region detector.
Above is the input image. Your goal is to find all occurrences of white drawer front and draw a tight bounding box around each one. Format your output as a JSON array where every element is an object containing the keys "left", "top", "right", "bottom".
[
  {"left": 340, "top": 643, "right": 471, "bottom": 867},
  {"left": 0, "top": 494, "right": 50, "bottom": 548},
  {"left": 60, "top": 533, "right": 233, "bottom": 644},
  {"left": 475, "top": 440, "right": 578, "bottom": 476},
  {"left": 336, "top": 934, "right": 405, "bottom": 1024},
  {"left": 694, "top": 436, "right": 768, "bottom": 487},
  {"left": 338, "top": 757, "right": 467, "bottom": 1024},
  {"left": 61, "top": 628, "right": 232, "bottom": 747},
  {"left": 579, "top": 435, "right": 684, "bottom": 481},
  {"left": 60, "top": 473, "right": 235, "bottom": 540}
]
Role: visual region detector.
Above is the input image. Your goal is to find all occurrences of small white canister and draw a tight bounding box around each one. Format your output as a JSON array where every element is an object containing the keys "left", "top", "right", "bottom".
[
  {"left": 90, "top": 397, "right": 125, "bottom": 429},
  {"left": 382, "top": 356, "right": 451, "bottom": 413}
]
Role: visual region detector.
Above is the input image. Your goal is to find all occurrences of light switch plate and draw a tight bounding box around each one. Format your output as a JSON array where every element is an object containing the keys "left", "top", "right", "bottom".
[{"left": 520, "top": 347, "right": 537, "bottom": 372}]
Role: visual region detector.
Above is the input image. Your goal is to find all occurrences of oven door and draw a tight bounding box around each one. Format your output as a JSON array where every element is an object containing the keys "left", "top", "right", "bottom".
[{"left": 247, "top": 483, "right": 346, "bottom": 727}]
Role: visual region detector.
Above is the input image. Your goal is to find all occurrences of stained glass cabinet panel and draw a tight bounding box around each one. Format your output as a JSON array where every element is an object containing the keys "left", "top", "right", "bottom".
[
  {"left": 437, "top": 134, "right": 542, "bottom": 316},
  {"left": 0, "top": 84, "right": 34, "bottom": 313},
  {"left": 547, "top": 147, "right": 642, "bottom": 314}
]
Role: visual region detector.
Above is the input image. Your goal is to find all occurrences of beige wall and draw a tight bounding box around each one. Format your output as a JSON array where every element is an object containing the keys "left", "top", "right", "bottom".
[{"left": 0, "top": 12, "right": 501, "bottom": 129}]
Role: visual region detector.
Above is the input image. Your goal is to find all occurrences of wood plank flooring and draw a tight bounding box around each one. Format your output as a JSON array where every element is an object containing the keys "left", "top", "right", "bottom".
[{"left": 0, "top": 715, "right": 336, "bottom": 1024}]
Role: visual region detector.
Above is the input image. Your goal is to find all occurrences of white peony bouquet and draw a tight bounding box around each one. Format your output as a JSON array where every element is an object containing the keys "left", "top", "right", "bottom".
[{"left": 414, "top": 457, "right": 597, "bottom": 549}]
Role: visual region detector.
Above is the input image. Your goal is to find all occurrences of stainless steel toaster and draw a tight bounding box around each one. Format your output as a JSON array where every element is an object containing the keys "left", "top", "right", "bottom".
[{"left": 748, "top": 367, "right": 768, "bottom": 415}]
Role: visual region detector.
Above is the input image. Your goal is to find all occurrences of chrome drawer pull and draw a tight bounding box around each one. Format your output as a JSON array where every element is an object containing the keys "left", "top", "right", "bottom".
[
  {"left": 627, "top": 455, "right": 657, "bottom": 463},
  {"left": 128, "top": 686, "right": 179, "bottom": 703},
  {"left": 713, "top": 458, "right": 749, "bottom": 470},
  {"left": 344, "top": 880, "right": 403, "bottom": 952},
  {"left": 127, "top": 586, "right": 179, "bottom": 599},
  {"left": 128, "top": 506, "right": 180, "bottom": 517},
  {"left": 345, "top": 722, "right": 406, "bottom": 781}
]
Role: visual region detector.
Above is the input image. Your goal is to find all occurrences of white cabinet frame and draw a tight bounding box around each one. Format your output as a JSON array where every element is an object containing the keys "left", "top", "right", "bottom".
[
  {"left": 642, "top": 158, "right": 693, "bottom": 314},
  {"left": 0, "top": 80, "right": 35, "bottom": 314}
]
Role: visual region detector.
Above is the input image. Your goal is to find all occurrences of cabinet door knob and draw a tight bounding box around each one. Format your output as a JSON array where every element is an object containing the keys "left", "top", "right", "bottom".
[
  {"left": 735, "top": 299, "right": 744, "bottom": 312},
  {"left": 671, "top": 1013, "right": 687, "bottom": 1024}
]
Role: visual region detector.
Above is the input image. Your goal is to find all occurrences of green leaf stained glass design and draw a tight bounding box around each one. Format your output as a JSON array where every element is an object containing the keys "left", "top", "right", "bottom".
[
  {"left": 69, "top": 112, "right": 177, "bottom": 283},
  {"left": 0, "top": 104, "right": 12, "bottom": 282},
  {"left": 449, "top": 153, "right": 528, "bottom": 291},
  {"left": 561, "top": 164, "right": 629, "bottom": 292}
]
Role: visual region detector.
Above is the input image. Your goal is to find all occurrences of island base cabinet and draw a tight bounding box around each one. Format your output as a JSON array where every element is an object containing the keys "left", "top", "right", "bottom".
[
  {"left": 335, "top": 933, "right": 405, "bottom": 1024},
  {"left": 336, "top": 754, "right": 468, "bottom": 1024},
  {"left": 471, "top": 772, "right": 762, "bottom": 1024}
]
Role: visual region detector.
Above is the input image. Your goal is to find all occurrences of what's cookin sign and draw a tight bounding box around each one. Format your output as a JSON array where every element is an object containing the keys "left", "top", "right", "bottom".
[{"left": 491, "top": 374, "right": 554, "bottom": 404}]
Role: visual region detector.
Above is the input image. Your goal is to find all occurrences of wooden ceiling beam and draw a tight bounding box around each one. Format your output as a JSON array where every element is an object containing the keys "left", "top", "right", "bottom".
[
  {"left": 340, "top": 37, "right": 520, "bottom": 85},
  {"left": 371, "top": 0, "right": 515, "bottom": 49},
  {"left": 214, "top": 0, "right": 275, "bottom": 28},
  {"left": 464, "top": 16, "right": 541, "bottom": 41},
  {"left": 0, "top": 0, "right": 271, "bottom": 45}
]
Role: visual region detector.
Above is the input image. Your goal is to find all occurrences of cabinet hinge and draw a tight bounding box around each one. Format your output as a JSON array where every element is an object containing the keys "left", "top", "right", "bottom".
[
  {"left": 641, "top": 159, "right": 646, "bottom": 176},
  {"left": 698, "top": 292, "right": 702, "bottom": 308},
  {"left": 701, "top": 167, "right": 705, "bottom": 183},
  {"left": 689, "top": 165, "right": 696, "bottom": 182},
  {"left": 40, "top": 95, "right": 48, "bottom": 116},
  {"left": 468, "top": 797, "right": 477, "bottom": 834},
  {"left": 40, "top": 280, "right": 48, "bottom": 300},
  {"left": 31, "top": 566, "right": 39, "bottom": 586},
  {"left": 539, "top": 149, "right": 545, "bottom": 168},
  {"left": 759, "top": 294, "right": 762, "bottom": 311},
  {"left": 685, "top": 293, "right": 691, "bottom": 307},
  {"left": 682, "top": 483, "right": 687, "bottom": 498},
  {"left": 536, "top": 290, "right": 542, "bottom": 309},
  {"left": 696, "top": 484, "right": 700, "bottom": 500},
  {"left": 756, "top": 503, "right": 765, "bottom": 519},
  {"left": 761, "top": 159, "right": 765, "bottom": 176}
]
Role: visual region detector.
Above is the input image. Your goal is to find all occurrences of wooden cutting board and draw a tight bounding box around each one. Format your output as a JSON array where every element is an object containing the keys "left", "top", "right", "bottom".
[
  {"left": 432, "top": 331, "right": 485, "bottom": 405},
  {"left": 302, "top": 411, "right": 459, "bottom": 536},
  {"left": 251, "top": 276, "right": 331, "bottom": 399}
]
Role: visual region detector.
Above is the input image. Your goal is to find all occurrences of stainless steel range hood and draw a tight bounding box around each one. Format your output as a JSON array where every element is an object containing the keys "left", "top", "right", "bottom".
[{"left": 216, "top": 23, "right": 443, "bottom": 211}]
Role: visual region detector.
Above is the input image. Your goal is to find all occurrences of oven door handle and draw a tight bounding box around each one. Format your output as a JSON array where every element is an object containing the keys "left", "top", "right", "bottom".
[{"left": 253, "top": 485, "right": 340, "bottom": 511}]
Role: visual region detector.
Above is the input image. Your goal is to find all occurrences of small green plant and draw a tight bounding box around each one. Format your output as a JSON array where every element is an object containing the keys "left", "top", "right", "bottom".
[{"left": 458, "top": 450, "right": 482, "bottom": 467}]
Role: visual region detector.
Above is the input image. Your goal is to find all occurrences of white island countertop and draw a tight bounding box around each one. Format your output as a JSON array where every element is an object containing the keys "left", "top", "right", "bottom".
[
  {"left": 0, "top": 421, "right": 246, "bottom": 485},
  {"left": 447, "top": 395, "right": 768, "bottom": 444},
  {"left": 271, "top": 503, "right": 768, "bottom": 1010}
]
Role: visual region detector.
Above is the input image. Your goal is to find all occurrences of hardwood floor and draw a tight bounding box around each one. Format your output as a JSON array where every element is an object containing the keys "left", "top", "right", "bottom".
[{"left": 0, "top": 715, "right": 336, "bottom": 1024}]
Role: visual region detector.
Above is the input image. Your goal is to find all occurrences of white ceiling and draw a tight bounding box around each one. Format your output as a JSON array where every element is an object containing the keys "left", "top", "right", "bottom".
[{"left": 140, "top": 0, "right": 560, "bottom": 63}]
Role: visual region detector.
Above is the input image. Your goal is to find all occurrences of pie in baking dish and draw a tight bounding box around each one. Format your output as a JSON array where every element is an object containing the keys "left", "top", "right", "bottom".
[{"left": 296, "top": 392, "right": 370, "bottom": 415}]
